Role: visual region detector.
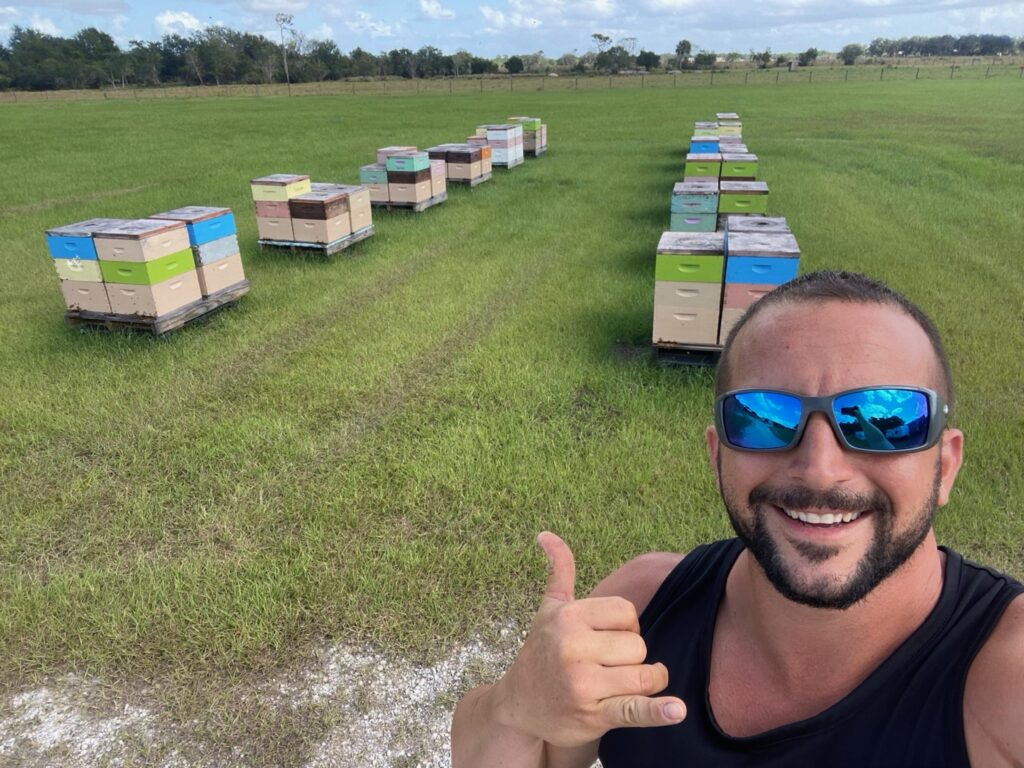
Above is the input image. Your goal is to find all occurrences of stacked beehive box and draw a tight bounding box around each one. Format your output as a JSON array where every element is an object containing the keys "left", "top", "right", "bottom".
[
  {"left": 465, "top": 136, "right": 494, "bottom": 174},
  {"left": 385, "top": 150, "right": 433, "bottom": 205},
  {"left": 45, "top": 218, "right": 128, "bottom": 314},
  {"left": 427, "top": 143, "right": 489, "bottom": 185},
  {"left": 508, "top": 116, "right": 548, "bottom": 156},
  {"left": 652, "top": 232, "right": 726, "bottom": 347},
  {"left": 91, "top": 219, "right": 203, "bottom": 318},
  {"left": 719, "top": 216, "right": 800, "bottom": 343},
  {"left": 150, "top": 207, "right": 245, "bottom": 298},
  {"left": 288, "top": 183, "right": 372, "bottom": 244},
  {"left": 478, "top": 124, "right": 524, "bottom": 168},
  {"left": 251, "top": 173, "right": 312, "bottom": 242},
  {"left": 670, "top": 180, "right": 718, "bottom": 233}
]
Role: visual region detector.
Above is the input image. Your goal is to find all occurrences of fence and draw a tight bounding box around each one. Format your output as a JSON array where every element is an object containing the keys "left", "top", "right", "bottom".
[{"left": 1, "top": 62, "right": 1020, "bottom": 104}]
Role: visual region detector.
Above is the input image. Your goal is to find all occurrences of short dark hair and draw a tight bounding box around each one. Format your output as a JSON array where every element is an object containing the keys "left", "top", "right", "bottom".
[{"left": 714, "top": 270, "right": 955, "bottom": 416}]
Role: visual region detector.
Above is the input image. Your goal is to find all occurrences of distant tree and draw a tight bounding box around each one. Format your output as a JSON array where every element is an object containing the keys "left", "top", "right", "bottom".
[
  {"left": 469, "top": 56, "right": 496, "bottom": 74},
  {"left": 274, "top": 13, "right": 293, "bottom": 85},
  {"left": 636, "top": 49, "right": 660, "bottom": 71},
  {"left": 595, "top": 45, "right": 633, "bottom": 73},
  {"left": 724, "top": 51, "right": 741, "bottom": 66},
  {"left": 798, "top": 47, "right": 818, "bottom": 66},
  {"left": 592, "top": 33, "right": 612, "bottom": 52},
  {"left": 505, "top": 55, "right": 524, "bottom": 74},
  {"left": 839, "top": 43, "right": 864, "bottom": 65},
  {"left": 306, "top": 40, "right": 345, "bottom": 81},
  {"left": 451, "top": 49, "right": 471, "bottom": 76},
  {"left": 348, "top": 47, "right": 379, "bottom": 77},
  {"left": 674, "top": 39, "right": 692, "bottom": 68},
  {"left": 128, "top": 39, "right": 163, "bottom": 85},
  {"left": 693, "top": 50, "right": 716, "bottom": 69},
  {"left": 775, "top": 54, "right": 789, "bottom": 67},
  {"left": 750, "top": 48, "right": 772, "bottom": 68}
]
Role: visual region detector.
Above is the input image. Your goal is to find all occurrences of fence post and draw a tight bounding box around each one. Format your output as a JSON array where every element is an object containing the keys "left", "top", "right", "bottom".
[
  {"left": 809, "top": 70, "right": 812, "bottom": 83},
  {"left": 985, "top": 65, "right": 991, "bottom": 78},
  {"left": 845, "top": 69, "right": 849, "bottom": 82},
  {"left": 916, "top": 68, "right": 920, "bottom": 80},
  {"left": 641, "top": 74, "right": 645, "bottom": 88},
  {"left": 608, "top": 76, "right": 612, "bottom": 89},
  {"left": 880, "top": 67, "right": 884, "bottom": 81},
  {"left": 450, "top": 79, "right": 453, "bottom": 95},
  {"left": 480, "top": 78, "right": 483, "bottom": 92},
  {"left": 710, "top": 70, "right": 715, "bottom": 85},
  {"left": 776, "top": 71, "right": 780, "bottom": 84},
  {"left": 576, "top": 77, "right": 579, "bottom": 90},
  {"left": 950, "top": 65, "right": 955, "bottom": 80},
  {"left": 744, "top": 71, "right": 749, "bottom": 85},
  {"left": 674, "top": 74, "right": 677, "bottom": 87},
  {"left": 352, "top": 81, "right": 356, "bottom": 95},
  {"left": 510, "top": 76, "right": 513, "bottom": 91}
]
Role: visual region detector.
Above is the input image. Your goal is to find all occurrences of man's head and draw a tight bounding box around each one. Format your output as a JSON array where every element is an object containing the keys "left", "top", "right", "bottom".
[{"left": 706, "top": 271, "right": 964, "bottom": 610}]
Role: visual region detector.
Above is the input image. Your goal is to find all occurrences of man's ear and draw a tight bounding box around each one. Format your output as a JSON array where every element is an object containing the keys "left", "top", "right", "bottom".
[
  {"left": 936, "top": 428, "right": 964, "bottom": 507},
  {"left": 706, "top": 424, "right": 722, "bottom": 493}
]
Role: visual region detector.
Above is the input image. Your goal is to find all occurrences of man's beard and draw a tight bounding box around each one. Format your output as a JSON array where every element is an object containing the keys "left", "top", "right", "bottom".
[{"left": 720, "top": 456, "right": 941, "bottom": 610}]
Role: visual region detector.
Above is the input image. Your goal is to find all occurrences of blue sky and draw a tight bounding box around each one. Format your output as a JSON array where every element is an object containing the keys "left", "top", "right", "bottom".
[{"left": 3, "top": 0, "right": 1022, "bottom": 56}]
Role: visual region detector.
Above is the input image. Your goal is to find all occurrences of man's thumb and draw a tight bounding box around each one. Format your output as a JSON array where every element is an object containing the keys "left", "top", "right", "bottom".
[
  {"left": 602, "top": 695, "right": 687, "bottom": 729},
  {"left": 537, "top": 531, "right": 575, "bottom": 603}
]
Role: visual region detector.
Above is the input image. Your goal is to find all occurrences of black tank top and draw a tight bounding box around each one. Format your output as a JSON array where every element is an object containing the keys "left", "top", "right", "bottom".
[{"left": 598, "top": 539, "right": 1023, "bottom": 767}]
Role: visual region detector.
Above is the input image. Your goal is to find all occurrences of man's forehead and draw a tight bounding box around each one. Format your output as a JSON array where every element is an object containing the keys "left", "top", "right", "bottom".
[{"left": 728, "top": 299, "right": 937, "bottom": 389}]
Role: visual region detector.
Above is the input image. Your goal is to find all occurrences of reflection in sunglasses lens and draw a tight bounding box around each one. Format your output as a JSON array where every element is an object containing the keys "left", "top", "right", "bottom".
[
  {"left": 724, "top": 392, "right": 802, "bottom": 450},
  {"left": 833, "top": 389, "right": 930, "bottom": 451}
]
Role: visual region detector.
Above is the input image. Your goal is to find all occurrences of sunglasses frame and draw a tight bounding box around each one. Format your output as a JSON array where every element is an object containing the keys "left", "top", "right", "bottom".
[{"left": 714, "top": 385, "right": 949, "bottom": 454}]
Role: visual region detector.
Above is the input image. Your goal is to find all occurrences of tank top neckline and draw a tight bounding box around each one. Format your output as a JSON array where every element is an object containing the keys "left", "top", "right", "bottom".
[{"left": 698, "top": 540, "right": 962, "bottom": 747}]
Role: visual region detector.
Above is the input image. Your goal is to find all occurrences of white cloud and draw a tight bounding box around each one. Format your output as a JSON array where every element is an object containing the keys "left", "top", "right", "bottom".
[
  {"left": 30, "top": 12, "right": 61, "bottom": 36},
  {"left": 243, "top": 0, "right": 308, "bottom": 12},
  {"left": 345, "top": 10, "right": 396, "bottom": 37},
  {"left": 420, "top": 0, "right": 456, "bottom": 20},
  {"left": 0, "top": 6, "right": 17, "bottom": 18},
  {"left": 479, "top": 4, "right": 541, "bottom": 29},
  {"left": 312, "top": 22, "right": 333, "bottom": 40},
  {"left": 154, "top": 10, "right": 203, "bottom": 36}
]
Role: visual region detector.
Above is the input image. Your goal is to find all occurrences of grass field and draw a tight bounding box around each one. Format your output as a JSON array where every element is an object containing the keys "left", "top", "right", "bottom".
[{"left": 1, "top": 78, "right": 1022, "bottom": 762}]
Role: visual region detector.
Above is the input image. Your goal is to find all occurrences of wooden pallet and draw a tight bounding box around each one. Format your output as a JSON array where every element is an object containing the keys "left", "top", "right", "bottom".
[
  {"left": 258, "top": 225, "right": 375, "bottom": 256},
  {"left": 446, "top": 172, "right": 492, "bottom": 187},
  {"left": 492, "top": 156, "right": 525, "bottom": 169},
  {"left": 525, "top": 146, "right": 548, "bottom": 158},
  {"left": 653, "top": 342, "right": 722, "bottom": 367},
  {"left": 371, "top": 192, "right": 448, "bottom": 213},
  {"left": 65, "top": 280, "right": 250, "bottom": 336}
]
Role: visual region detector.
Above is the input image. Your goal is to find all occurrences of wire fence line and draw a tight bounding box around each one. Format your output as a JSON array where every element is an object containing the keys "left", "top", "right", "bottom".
[{"left": 2, "top": 63, "right": 1021, "bottom": 104}]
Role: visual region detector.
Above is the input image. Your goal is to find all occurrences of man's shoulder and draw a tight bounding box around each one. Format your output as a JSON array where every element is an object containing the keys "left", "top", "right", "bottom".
[
  {"left": 587, "top": 551, "right": 686, "bottom": 617},
  {"left": 964, "top": 594, "right": 1024, "bottom": 766}
]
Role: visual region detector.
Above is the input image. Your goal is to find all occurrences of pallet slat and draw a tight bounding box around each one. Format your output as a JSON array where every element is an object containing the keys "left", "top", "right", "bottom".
[
  {"left": 370, "top": 192, "right": 448, "bottom": 213},
  {"left": 446, "top": 173, "right": 492, "bottom": 187},
  {"left": 258, "top": 224, "right": 375, "bottom": 255},
  {"left": 65, "top": 280, "right": 250, "bottom": 335}
]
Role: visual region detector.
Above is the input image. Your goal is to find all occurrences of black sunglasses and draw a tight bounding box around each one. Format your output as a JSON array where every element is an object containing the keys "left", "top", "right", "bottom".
[{"left": 715, "top": 386, "right": 948, "bottom": 454}]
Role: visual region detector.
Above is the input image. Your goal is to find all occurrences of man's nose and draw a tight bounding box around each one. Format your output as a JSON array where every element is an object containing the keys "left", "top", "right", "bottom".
[{"left": 786, "top": 412, "right": 856, "bottom": 487}]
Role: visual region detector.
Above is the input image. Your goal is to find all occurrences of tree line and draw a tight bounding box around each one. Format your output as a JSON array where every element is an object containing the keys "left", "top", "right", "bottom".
[{"left": 1, "top": 25, "right": 1020, "bottom": 92}]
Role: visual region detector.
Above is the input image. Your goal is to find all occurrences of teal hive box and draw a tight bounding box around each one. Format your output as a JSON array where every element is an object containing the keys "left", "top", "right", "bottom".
[
  {"left": 670, "top": 213, "right": 717, "bottom": 232},
  {"left": 360, "top": 164, "right": 389, "bottom": 184},
  {"left": 671, "top": 181, "right": 718, "bottom": 214},
  {"left": 385, "top": 152, "right": 430, "bottom": 172}
]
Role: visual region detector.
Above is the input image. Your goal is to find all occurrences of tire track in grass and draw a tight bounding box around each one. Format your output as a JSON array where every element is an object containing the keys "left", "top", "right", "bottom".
[{"left": 0, "top": 239, "right": 451, "bottom": 509}]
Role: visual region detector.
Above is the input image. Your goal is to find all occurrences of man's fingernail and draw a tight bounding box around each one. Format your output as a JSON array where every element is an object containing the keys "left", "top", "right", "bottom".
[{"left": 663, "top": 702, "right": 684, "bottom": 721}]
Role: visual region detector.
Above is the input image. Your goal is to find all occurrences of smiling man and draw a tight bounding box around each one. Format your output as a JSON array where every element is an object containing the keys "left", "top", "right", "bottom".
[{"left": 452, "top": 270, "right": 1024, "bottom": 768}]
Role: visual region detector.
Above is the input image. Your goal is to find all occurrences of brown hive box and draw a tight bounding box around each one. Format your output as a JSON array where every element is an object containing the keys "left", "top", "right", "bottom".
[
  {"left": 387, "top": 169, "right": 431, "bottom": 185},
  {"left": 289, "top": 185, "right": 351, "bottom": 220}
]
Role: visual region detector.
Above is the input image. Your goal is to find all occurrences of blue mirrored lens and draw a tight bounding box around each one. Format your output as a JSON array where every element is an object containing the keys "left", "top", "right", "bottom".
[
  {"left": 832, "top": 389, "right": 930, "bottom": 451},
  {"left": 722, "top": 391, "right": 802, "bottom": 449}
]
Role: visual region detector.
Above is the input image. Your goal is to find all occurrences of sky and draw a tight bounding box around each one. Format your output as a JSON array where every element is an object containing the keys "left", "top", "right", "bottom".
[{"left": 3, "top": 0, "right": 1022, "bottom": 57}]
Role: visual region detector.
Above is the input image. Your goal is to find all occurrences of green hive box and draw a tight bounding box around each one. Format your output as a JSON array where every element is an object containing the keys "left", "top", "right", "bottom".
[
  {"left": 99, "top": 248, "right": 195, "bottom": 285},
  {"left": 718, "top": 181, "right": 768, "bottom": 214},
  {"left": 720, "top": 153, "right": 758, "bottom": 179},
  {"left": 684, "top": 154, "right": 722, "bottom": 178},
  {"left": 655, "top": 231, "right": 725, "bottom": 283}
]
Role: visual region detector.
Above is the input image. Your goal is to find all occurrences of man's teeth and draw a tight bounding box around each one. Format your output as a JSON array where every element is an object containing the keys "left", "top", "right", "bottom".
[{"left": 782, "top": 508, "right": 861, "bottom": 525}]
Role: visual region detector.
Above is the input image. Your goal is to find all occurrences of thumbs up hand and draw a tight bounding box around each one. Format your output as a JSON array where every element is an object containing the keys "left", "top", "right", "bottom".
[{"left": 490, "top": 532, "right": 687, "bottom": 749}]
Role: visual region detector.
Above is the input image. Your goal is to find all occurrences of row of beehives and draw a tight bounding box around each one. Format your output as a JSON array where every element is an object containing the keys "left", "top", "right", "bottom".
[
  {"left": 653, "top": 112, "right": 801, "bottom": 349},
  {"left": 45, "top": 207, "right": 245, "bottom": 318}
]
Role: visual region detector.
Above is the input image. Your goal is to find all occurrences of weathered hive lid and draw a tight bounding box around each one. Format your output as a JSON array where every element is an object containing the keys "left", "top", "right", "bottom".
[
  {"left": 45, "top": 218, "right": 130, "bottom": 237},
  {"left": 720, "top": 181, "right": 768, "bottom": 194},
  {"left": 90, "top": 218, "right": 187, "bottom": 239},
  {"left": 150, "top": 206, "right": 231, "bottom": 223},
  {"left": 656, "top": 231, "right": 725, "bottom": 255},
  {"left": 726, "top": 231, "right": 800, "bottom": 258},
  {"left": 251, "top": 173, "right": 310, "bottom": 185}
]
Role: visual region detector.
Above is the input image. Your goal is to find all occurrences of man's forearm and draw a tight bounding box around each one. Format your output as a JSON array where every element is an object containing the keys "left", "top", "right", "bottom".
[{"left": 451, "top": 683, "right": 546, "bottom": 768}]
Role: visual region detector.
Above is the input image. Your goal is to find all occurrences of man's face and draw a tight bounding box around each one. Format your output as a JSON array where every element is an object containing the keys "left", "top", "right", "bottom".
[{"left": 706, "top": 300, "right": 963, "bottom": 610}]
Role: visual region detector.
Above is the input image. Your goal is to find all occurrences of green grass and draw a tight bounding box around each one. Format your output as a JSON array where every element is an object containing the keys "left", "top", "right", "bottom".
[{"left": 1, "top": 78, "right": 1022, "bottom": 760}]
